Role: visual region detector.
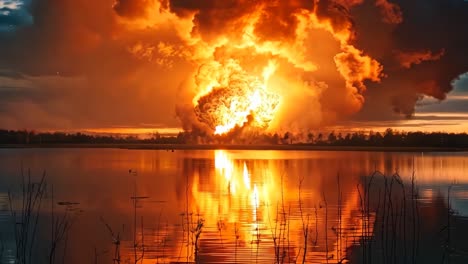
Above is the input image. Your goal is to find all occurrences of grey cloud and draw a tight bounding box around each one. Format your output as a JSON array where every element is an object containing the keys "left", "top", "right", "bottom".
[
  {"left": 417, "top": 98, "right": 468, "bottom": 113},
  {"left": 0, "top": 68, "right": 24, "bottom": 79}
]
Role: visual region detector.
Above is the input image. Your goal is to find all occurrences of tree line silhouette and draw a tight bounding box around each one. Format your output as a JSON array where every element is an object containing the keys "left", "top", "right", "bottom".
[
  {"left": 1, "top": 128, "right": 468, "bottom": 148},
  {"left": 0, "top": 130, "right": 183, "bottom": 144}
]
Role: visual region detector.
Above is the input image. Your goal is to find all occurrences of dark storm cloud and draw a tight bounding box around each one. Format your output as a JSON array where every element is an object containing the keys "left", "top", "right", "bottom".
[
  {"left": 352, "top": 0, "right": 468, "bottom": 119},
  {"left": 410, "top": 74, "right": 468, "bottom": 117}
]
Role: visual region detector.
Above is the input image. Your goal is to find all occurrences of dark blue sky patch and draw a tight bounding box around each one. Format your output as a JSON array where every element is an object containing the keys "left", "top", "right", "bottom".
[
  {"left": 0, "top": 0, "right": 32, "bottom": 32},
  {"left": 415, "top": 72, "right": 468, "bottom": 114},
  {"left": 418, "top": 97, "right": 468, "bottom": 113},
  {"left": 452, "top": 72, "right": 468, "bottom": 93}
]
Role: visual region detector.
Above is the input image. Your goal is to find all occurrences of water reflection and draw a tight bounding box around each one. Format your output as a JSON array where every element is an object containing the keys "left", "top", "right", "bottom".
[
  {"left": 0, "top": 149, "right": 468, "bottom": 263},
  {"left": 167, "top": 150, "right": 371, "bottom": 263}
]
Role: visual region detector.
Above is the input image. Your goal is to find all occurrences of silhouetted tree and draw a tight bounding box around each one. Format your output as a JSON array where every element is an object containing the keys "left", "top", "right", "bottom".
[
  {"left": 283, "top": 132, "right": 291, "bottom": 144},
  {"left": 316, "top": 133, "right": 323, "bottom": 145},
  {"left": 328, "top": 131, "right": 337, "bottom": 145},
  {"left": 1, "top": 128, "right": 468, "bottom": 147},
  {"left": 272, "top": 133, "right": 280, "bottom": 144},
  {"left": 337, "top": 132, "right": 343, "bottom": 144}
]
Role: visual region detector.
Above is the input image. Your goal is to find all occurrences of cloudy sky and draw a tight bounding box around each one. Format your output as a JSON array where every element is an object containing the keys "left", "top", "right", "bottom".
[{"left": 0, "top": 0, "right": 467, "bottom": 134}]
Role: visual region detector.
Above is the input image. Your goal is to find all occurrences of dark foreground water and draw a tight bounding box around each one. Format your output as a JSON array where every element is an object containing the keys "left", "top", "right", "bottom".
[{"left": 0, "top": 149, "right": 468, "bottom": 264}]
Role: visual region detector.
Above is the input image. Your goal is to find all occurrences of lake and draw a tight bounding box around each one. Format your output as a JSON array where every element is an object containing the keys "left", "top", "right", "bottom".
[{"left": 0, "top": 148, "right": 468, "bottom": 263}]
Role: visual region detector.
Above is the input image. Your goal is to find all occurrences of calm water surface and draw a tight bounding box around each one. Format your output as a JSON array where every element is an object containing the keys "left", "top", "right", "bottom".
[{"left": 0, "top": 149, "right": 467, "bottom": 263}]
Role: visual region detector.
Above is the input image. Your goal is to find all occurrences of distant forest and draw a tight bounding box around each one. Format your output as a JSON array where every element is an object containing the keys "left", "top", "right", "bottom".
[{"left": 1, "top": 128, "right": 468, "bottom": 148}]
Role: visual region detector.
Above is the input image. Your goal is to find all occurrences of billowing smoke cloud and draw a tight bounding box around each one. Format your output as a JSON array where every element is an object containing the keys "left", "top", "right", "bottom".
[
  {"left": 350, "top": 0, "right": 468, "bottom": 120},
  {"left": 117, "top": 0, "right": 464, "bottom": 134},
  {"left": 0, "top": 0, "right": 466, "bottom": 133},
  {"left": 114, "top": 0, "right": 386, "bottom": 134}
]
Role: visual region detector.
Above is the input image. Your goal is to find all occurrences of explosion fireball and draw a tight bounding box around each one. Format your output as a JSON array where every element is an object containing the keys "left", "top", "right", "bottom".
[
  {"left": 165, "top": 0, "right": 385, "bottom": 135},
  {"left": 193, "top": 60, "right": 280, "bottom": 134},
  {"left": 112, "top": 0, "right": 464, "bottom": 136}
]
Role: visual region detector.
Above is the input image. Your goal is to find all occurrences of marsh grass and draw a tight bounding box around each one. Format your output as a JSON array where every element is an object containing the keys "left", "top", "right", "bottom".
[
  {"left": 0, "top": 233, "right": 4, "bottom": 261},
  {"left": 344, "top": 169, "right": 468, "bottom": 264},
  {"left": 298, "top": 176, "right": 309, "bottom": 264},
  {"left": 6, "top": 170, "right": 79, "bottom": 264},
  {"left": 154, "top": 209, "right": 168, "bottom": 264},
  {"left": 8, "top": 170, "right": 46, "bottom": 264},
  {"left": 191, "top": 215, "right": 204, "bottom": 263},
  {"left": 5, "top": 166, "right": 468, "bottom": 264},
  {"left": 128, "top": 169, "right": 150, "bottom": 264},
  {"left": 441, "top": 185, "right": 454, "bottom": 264},
  {"left": 322, "top": 188, "right": 329, "bottom": 264},
  {"left": 48, "top": 186, "right": 80, "bottom": 264},
  {"left": 336, "top": 173, "right": 344, "bottom": 264},
  {"left": 100, "top": 217, "right": 123, "bottom": 264},
  {"left": 111, "top": 167, "right": 466, "bottom": 264}
]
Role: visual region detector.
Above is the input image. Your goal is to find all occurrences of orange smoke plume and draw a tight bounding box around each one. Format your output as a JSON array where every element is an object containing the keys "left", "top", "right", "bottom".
[{"left": 124, "top": 0, "right": 383, "bottom": 135}]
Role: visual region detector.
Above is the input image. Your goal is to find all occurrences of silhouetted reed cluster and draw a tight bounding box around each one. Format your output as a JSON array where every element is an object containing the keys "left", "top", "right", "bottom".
[
  {"left": 5, "top": 170, "right": 80, "bottom": 264},
  {"left": 2, "top": 168, "right": 467, "bottom": 264}
]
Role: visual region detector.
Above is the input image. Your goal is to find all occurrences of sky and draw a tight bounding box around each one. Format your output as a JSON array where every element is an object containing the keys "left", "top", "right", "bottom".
[{"left": 0, "top": 0, "right": 467, "bottom": 135}]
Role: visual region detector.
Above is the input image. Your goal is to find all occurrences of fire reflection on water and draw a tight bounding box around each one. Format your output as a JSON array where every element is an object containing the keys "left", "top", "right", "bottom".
[
  {"left": 181, "top": 150, "right": 374, "bottom": 263},
  {"left": 3, "top": 150, "right": 468, "bottom": 263}
]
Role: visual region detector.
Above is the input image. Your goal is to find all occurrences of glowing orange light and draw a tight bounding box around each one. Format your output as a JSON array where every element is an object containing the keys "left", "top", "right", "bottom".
[{"left": 194, "top": 60, "right": 281, "bottom": 135}]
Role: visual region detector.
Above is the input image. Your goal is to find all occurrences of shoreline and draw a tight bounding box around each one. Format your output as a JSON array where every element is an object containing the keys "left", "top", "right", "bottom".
[{"left": 0, "top": 143, "right": 467, "bottom": 152}]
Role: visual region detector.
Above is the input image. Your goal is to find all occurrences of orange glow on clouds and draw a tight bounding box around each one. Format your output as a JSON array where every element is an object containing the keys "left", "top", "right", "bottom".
[{"left": 117, "top": 1, "right": 384, "bottom": 135}]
